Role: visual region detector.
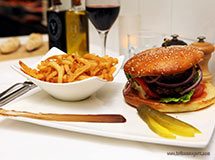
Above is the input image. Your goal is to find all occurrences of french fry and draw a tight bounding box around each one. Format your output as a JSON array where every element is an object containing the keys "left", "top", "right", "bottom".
[
  {"left": 19, "top": 61, "right": 44, "bottom": 79},
  {"left": 46, "top": 71, "right": 57, "bottom": 82},
  {"left": 68, "top": 64, "right": 90, "bottom": 82},
  {"left": 19, "top": 53, "right": 118, "bottom": 83},
  {"left": 47, "top": 61, "right": 63, "bottom": 83}
]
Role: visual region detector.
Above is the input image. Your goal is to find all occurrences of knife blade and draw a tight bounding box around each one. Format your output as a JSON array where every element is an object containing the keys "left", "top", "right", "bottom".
[{"left": 0, "top": 108, "right": 126, "bottom": 123}]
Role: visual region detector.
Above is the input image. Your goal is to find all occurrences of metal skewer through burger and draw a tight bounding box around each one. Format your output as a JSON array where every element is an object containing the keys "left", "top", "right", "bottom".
[{"left": 123, "top": 46, "right": 215, "bottom": 112}]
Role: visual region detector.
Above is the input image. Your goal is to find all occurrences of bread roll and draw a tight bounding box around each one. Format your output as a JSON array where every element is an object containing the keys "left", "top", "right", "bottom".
[
  {"left": 26, "top": 33, "right": 43, "bottom": 51},
  {"left": 0, "top": 38, "right": 20, "bottom": 54}
]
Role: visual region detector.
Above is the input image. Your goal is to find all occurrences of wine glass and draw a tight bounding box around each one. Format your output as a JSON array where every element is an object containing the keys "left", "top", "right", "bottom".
[{"left": 86, "top": 0, "right": 120, "bottom": 56}]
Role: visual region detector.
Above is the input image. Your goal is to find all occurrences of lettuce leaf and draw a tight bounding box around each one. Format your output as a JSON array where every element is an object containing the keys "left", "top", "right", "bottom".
[
  {"left": 159, "top": 90, "right": 194, "bottom": 103},
  {"left": 125, "top": 73, "right": 134, "bottom": 80}
]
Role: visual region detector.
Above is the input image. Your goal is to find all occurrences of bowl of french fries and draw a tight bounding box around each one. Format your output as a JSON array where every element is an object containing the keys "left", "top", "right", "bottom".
[{"left": 12, "top": 47, "right": 124, "bottom": 101}]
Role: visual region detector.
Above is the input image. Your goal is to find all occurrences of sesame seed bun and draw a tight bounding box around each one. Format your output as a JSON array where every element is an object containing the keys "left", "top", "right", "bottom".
[
  {"left": 124, "top": 46, "right": 204, "bottom": 76},
  {"left": 123, "top": 81, "right": 215, "bottom": 113}
]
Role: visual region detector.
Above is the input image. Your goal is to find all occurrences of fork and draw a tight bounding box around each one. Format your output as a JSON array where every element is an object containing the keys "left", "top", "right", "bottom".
[{"left": 0, "top": 81, "right": 37, "bottom": 107}]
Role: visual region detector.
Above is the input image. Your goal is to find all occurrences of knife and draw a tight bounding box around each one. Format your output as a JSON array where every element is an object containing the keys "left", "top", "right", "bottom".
[{"left": 0, "top": 108, "right": 126, "bottom": 123}]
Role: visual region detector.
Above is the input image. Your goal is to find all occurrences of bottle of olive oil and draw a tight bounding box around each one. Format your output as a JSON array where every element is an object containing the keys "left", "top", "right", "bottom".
[
  {"left": 66, "top": 0, "right": 89, "bottom": 56},
  {"left": 47, "top": 0, "right": 67, "bottom": 52}
]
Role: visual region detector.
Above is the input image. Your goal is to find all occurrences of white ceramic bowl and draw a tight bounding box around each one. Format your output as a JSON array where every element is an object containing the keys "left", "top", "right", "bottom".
[{"left": 12, "top": 47, "right": 124, "bottom": 101}]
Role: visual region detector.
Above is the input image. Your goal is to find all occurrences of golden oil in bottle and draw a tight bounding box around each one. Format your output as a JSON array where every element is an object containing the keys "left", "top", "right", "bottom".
[{"left": 66, "top": 0, "right": 89, "bottom": 56}]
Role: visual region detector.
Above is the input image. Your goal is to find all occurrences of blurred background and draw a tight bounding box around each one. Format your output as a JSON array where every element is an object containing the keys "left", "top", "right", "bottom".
[
  {"left": 118, "top": 0, "right": 215, "bottom": 54},
  {"left": 0, "top": 0, "right": 215, "bottom": 52},
  {"left": 0, "top": 0, "right": 49, "bottom": 37}
]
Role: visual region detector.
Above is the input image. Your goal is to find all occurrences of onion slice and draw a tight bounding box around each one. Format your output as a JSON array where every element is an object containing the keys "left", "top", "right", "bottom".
[
  {"left": 155, "top": 67, "right": 196, "bottom": 88},
  {"left": 144, "top": 76, "right": 161, "bottom": 84},
  {"left": 123, "top": 81, "right": 132, "bottom": 95},
  {"left": 180, "top": 68, "right": 202, "bottom": 95}
]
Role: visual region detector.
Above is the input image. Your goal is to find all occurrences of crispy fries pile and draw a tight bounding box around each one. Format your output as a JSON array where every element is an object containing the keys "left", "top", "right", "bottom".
[{"left": 19, "top": 53, "right": 118, "bottom": 83}]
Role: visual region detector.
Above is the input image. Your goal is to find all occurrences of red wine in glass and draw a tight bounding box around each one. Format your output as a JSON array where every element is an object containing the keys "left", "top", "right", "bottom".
[
  {"left": 86, "top": 5, "right": 120, "bottom": 31},
  {"left": 86, "top": 0, "right": 120, "bottom": 56}
]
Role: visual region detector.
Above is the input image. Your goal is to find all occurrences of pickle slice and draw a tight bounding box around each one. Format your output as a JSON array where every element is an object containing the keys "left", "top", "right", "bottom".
[
  {"left": 138, "top": 106, "right": 194, "bottom": 137},
  {"left": 137, "top": 104, "right": 201, "bottom": 137},
  {"left": 139, "top": 104, "right": 201, "bottom": 134},
  {"left": 138, "top": 110, "right": 176, "bottom": 139}
]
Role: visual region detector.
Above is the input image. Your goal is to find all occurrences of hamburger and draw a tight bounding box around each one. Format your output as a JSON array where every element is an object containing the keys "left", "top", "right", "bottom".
[{"left": 123, "top": 46, "right": 215, "bottom": 112}]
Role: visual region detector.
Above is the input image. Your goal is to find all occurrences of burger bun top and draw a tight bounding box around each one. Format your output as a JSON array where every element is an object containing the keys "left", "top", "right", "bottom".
[{"left": 124, "top": 46, "right": 204, "bottom": 76}]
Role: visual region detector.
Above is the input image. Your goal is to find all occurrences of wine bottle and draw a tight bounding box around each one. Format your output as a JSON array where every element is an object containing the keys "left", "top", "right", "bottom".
[
  {"left": 66, "top": 0, "right": 89, "bottom": 56},
  {"left": 47, "top": 0, "right": 67, "bottom": 52}
]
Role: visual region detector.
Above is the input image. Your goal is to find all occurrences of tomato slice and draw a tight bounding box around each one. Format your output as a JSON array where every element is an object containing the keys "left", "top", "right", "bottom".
[
  {"left": 192, "top": 83, "right": 205, "bottom": 99},
  {"left": 134, "top": 77, "right": 159, "bottom": 98}
]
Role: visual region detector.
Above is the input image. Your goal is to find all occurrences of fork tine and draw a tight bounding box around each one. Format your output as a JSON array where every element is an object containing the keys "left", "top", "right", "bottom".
[
  {"left": 0, "top": 86, "right": 31, "bottom": 107},
  {"left": 0, "top": 81, "right": 37, "bottom": 107},
  {"left": 0, "top": 83, "right": 23, "bottom": 98}
]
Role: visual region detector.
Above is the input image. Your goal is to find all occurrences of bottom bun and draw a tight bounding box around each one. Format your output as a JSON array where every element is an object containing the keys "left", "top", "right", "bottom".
[{"left": 123, "top": 81, "right": 215, "bottom": 113}]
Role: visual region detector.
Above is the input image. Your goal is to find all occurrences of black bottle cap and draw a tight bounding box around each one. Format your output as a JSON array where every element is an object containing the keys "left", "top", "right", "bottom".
[
  {"left": 171, "top": 34, "right": 179, "bottom": 39},
  {"left": 162, "top": 34, "right": 187, "bottom": 47},
  {"left": 197, "top": 36, "right": 206, "bottom": 42}
]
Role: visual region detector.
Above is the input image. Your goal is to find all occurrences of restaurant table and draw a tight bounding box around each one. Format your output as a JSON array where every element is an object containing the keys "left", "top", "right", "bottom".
[{"left": 0, "top": 36, "right": 214, "bottom": 160}]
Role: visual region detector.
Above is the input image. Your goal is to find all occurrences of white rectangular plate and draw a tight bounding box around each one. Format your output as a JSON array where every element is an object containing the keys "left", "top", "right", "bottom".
[{"left": 4, "top": 71, "right": 215, "bottom": 148}]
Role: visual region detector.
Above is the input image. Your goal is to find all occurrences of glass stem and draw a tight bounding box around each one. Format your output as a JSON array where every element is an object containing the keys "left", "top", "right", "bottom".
[{"left": 98, "top": 30, "right": 109, "bottom": 56}]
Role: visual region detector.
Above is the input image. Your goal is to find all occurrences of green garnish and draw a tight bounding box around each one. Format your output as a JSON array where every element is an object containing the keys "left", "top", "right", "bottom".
[
  {"left": 125, "top": 73, "right": 133, "bottom": 80},
  {"left": 160, "top": 90, "right": 194, "bottom": 103}
]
